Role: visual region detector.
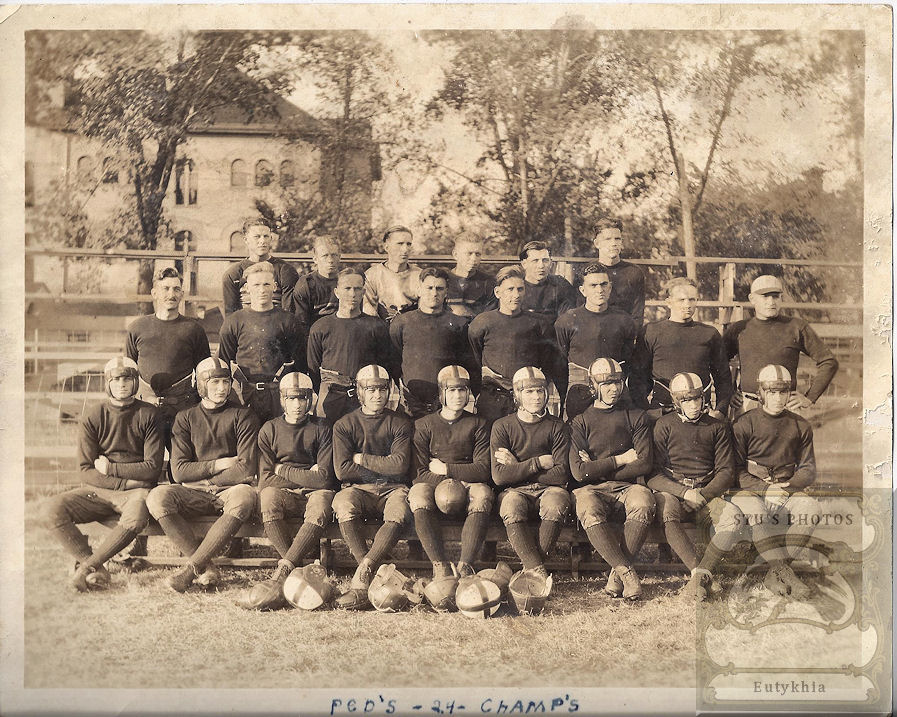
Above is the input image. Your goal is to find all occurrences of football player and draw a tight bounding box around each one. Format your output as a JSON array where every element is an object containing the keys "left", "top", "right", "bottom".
[
  {"left": 730, "top": 365, "right": 820, "bottom": 599},
  {"left": 724, "top": 275, "right": 839, "bottom": 417},
  {"left": 363, "top": 225, "right": 422, "bottom": 322},
  {"left": 569, "top": 358, "right": 654, "bottom": 600},
  {"left": 223, "top": 216, "right": 299, "bottom": 315},
  {"left": 331, "top": 365, "right": 414, "bottom": 609},
  {"left": 290, "top": 235, "right": 341, "bottom": 334},
  {"left": 410, "top": 366, "right": 493, "bottom": 578},
  {"left": 589, "top": 218, "right": 646, "bottom": 327},
  {"left": 647, "top": 372, "right": 745, "bottom": 601},
  {"left": 147, "top": 357, "right": 260, "bottom": 592},
  {"left": 445, "top": 234, "right": 497, "bottom": 319},
  {"left": 519, "top": 240, "right": 578, "bottom": 323},
  {"left": 492, "top": 367, "right": 572, "bottom": 581},
  {"left": 42, "top": 356, "right": 163, "bottom": 592}
]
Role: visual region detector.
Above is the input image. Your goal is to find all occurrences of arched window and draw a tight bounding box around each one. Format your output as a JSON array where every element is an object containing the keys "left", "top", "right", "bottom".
[
  {"left": 255, "top": 159, "right": 274, "bottom": 187},
  {"left": 230, "top": 159, "right": 248, "bottom": 187},
  {"left": 175, "top": 158, "right": 197, "bottom": 205},
  {"left": 101, "top": 156, "right": 119, "bottom": 184},
  {"left": 76, "top": 155, "right": 95, "bottom": 183},
  {"left": 174, "top": 230, "right": 198, "bottom": 293},
  {"left": 279, "top": 160, "right": 295, "bottom": 187},
  {"left": 229, "top": 230, "right": 244, "bottom": 253}
]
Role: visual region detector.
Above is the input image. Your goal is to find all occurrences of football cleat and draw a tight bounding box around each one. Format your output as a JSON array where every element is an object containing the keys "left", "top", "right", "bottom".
[
  {"left": 603, "top": 568, "right": 623, "bottom": 598},
  {"left": 335, "top": 588, "right": 372, "bottom": 610},
  {"left": 71, "top": 564, "right": 111, "bottom": 593},
  {"left": 618, "top": 567, "right": 642, "bottom": 601},
  {"left": 238, "top": 579, "right": 286, "bottom": 611},
  {"left": 167, "top": 565, "right": 196, "bottom": 593},
  {"left": 195, "top": 564, "right": 221, "bottom": 588}
]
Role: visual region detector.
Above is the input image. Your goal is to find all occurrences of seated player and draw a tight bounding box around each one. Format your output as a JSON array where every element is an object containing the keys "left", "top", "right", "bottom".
[
  {"left": 409, "top": 366, "right": 493, "bottom": 578},
  {"left": 331, "top": 365, "right": 414, "bottom": 609},
  {"left": 445, "top": 233, "right": 496, "bottom": 319},
  {"left": 569, "top": 359, "right": 654, "bottom": 600},
  {"left": 363, "top": 225, "right": 422, "bottom": 322},
  {"left": 492, "top": 367, "right": 572, "bottom": 580},
  {"left": 251, "top": 372, "right": 336, "bottom": 603},
  {"left": 519, "top": 240, "right": 578, "bottom": 323},
  {"left": 147, "top": 357, "right": 260, "bottom": 592},
  {"left": 647, "top": 372, "right": 745, "bottom": 601},
  {"left": 42, "top": 356, "right": 163, "bottom": 592},
  {"left": 730, "top": 365, "right": 820, "bottom": 599}
]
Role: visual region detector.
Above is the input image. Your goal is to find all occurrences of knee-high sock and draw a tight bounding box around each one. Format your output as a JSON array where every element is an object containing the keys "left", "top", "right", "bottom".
[
  {"left": 366, "top": 521, "right": 403, "bottom": 567},
  {"left": 698, "top": 542, "right": 728, "bottom": 573},
  {"left": 284, "top": 522, "right": 324, "bottom": 567},
  {"left": 506, "top": 523, "right": 543, "bottom": 570},
  {"left": 189, "top": 515, "right": 243, "bottom": 571},
  {"left": 413, "top": 509, "right": 445, "bottom": 564},
  {"left": 263, "top": 519, "right": 293, "bottom": 557},
  {"left": 85, "top": 526, "right": 137, "bottom": 569},
  {"left": 622, "top": 520, "right": 650, "bottom": 564},
  {"left": 48, "top": 522, "right": 92, "bottom": 563},
  {"left": 750, "top": 519, "right": 790, "bottom": 564},
  {"left": 663, "top": 520, "right": 698, "bottom": 571},
  {"left": 538, "top": 519, "right": 562, "bottom": 558},
  {"left": 460, "top": 512, "right": 489, "bottom": 566},
  {"left": 157, "top": 514, "right": 202, "bottom": 557},
  {"left": 338, "top": 519, "right": 369, "bottom": 565},
  {"left": 585, "top": 524, "right": 629, "bottom": 569}
]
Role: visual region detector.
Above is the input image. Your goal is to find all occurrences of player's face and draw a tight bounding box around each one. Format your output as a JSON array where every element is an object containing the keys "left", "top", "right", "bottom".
[
  {"left": 597, "top": 379, "right": 623, "bottom": 405},
  {"left": 750, "top": 291, "right": 782, "bottom": 320},
  {"left": 244, "top": 225, "right": 273, "bottom": 258},
  {"left": 360, "top": 383, "right": 389, "bottom": 412},
  {"left": 518, "top": 385, "right": 548, "bottom": 415},
  {"left": 452, "top": 241, "right": 482, "bottom": 274},
  {"left": 679, "top": 396, "right": 704, "bottom": 420},
  {"left": 335, "top": 274, "right": 365, "bottom": 311},
  {"left": 762, "top": 387, "right": 790, "bottom": 416},
  {"left": 521, "top": 249, "right": 552, "bottom": 283},
  {"left": 108, "top": 374, "right": 135, "bottom": 401},
  {"left": 580, "top": 272, "right": 612, "bottom": 309},
  {"left": 205, "top": 376, "right": 232, "bottom": 405},
  {"left": 495, "top": 277, "right": 525, "bottom": 312},
  {"left": 314, "top": 244, "right": 341, "bottom": 278},
  {"left": 594, "top": 230, "right": 623, "bottom": 261},
  {"left": 667, "top": 285, "right": 698, "bottom": 321},
  {"left": 418, "top": 276, "right": 447, "bottom": 312},
  {"left": 442, "top": 384, "right": 469, "bottom": 412},
  {"left": 385, "top": 232, "right": 413, "bottom": 264},
  {"left": 151, "top": 277, "right": 184, "bottom": 311},
  {"left": 281, "top": 393, "right": 312, "bottom": 423},
  {"left": 246, "top": 271, "right": 275, "bottom": 306}
]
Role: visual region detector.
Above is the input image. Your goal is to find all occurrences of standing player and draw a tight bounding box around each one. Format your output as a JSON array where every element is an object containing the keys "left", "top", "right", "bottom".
[
  {"left": 42, "top": 356, "right": 163, "bottom": 591},
  {"left": 290, "top": 235, "right": 341, "bottom": 334},
  {"left": 724, "top": 275, "right": 839, "bottom": 417},
  {"left": 331, "top": 365, "right": 414, "bottom": 609},
  {"left": 445, "top": 234, "right": 496, "bottom": 319},
  {"left": 249, "top": 372, "right": 336, "bottom": 603},
  {"left": 363, "top": 225, "right": 422, "bottom": 322},
  {"left": 468, "top": 266, "right": 565, "bottom": 423},
  {"left": 555, "top": 263, "right": 638, "bottom": 419},
  {"left": 730, "top": 365, "right": 820, "bottom": 598},
  {"left": 631, "top": 277, "right": 733, "bottom": 420},
  {"left": 519, "top": 241, "right": 578, "bottom": 323},
  {"left": 307, "top": 268, "right": 396, "bottom": 424},
  {"left": 492, "top": 367, "right": 572, "bottom": 580},
  {"left": 410, "top": 366, "right": 493, "bottom": 578},
  {"left": 223, "top": 217, "right": 299, "bottom": 315},
  {"left": 146, "top": 357, "right": 259, "bottom": 592},
  {"left": 647, "top": 373, "right": 745, "bottom": 601},
  {"left": 569, "top": 358, "right": 654, "bottom": 600},
  {"left": 389, "top": 267, "right": 476, "bottom": 419},
  {"left": 218, "top": 262, "right": 305, "bottom": 424},
  {"left": 590, "top": 218, "right": 646, "bottom": 327}
]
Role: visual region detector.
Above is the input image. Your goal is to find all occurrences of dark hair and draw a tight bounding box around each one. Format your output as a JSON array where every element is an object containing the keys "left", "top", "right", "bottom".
[
  {"left": 382, "top": 225, "right": 413, "bottom": 243},
  {"left": 495, "top": 265, "right": 525, "bottom": 286},
  {"left": 337, "top": 266, "right": 366, "bottom": 283},
  {"left": 519, "top": 240, "right": 549, "bottom": 261},
  {"left": 419, "top": 267, "right": 450, "bottom": 284},
  {"left": 594, "top": 218, "right": 623, "bottom": 235},
  {"left": 581, "top": 262, "right": 612, "bottom": 280},
  {"left": 153, "top": 267, "right": 182, "bottom": 285},
  {"left": 241, "top": 216, "right": 271, "bottom": 234}
]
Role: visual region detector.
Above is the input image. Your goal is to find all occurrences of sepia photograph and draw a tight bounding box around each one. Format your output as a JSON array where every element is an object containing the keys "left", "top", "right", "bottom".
[{"left": 0, "top": 3, "right": 891, "bottom": 715}]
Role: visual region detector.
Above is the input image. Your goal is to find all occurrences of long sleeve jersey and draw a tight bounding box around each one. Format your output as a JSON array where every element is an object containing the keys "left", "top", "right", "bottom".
[
  {"left": 522, "top": 275, "right": 578, "bottom": 323},
  {"left": 412, "top": 411, "right": 491, "bottom": 486},
  {"left": 569, "top": 405, "right": 652, "bottom": 487},
  {"left": 606, "top": 260, "right": 646, "bottom": 327},
  {"left": 125, "top": 314, "right": 210, "bottom": 392},
  {"left": 332, "top": 409, "right": 413, "bottom": 485},
  {"left": 647, "top": 412, "right": 734, "bottom": 500},
  {"left": 171, "top": 401, "right": 260, "bottom": 488},
  {"left": 490, "top": 413, "right": 569, "bottom": 488},
  {"left": 306, "top": 313, "right": 396, "bottom": 389},
  {"left": 257, "top": 415, "right": 336, "bottom": 491},
  {"left": 289, "top": 271, "right": 338, "bottom": 333},
  {"left": 554, "top": 307, "right": 637, "bottom": 370},
  {"left": 732, "top": 408, "right": 816, "bottom": 494},
  {"left": 218, "top": 307, "right": 306, "bottom": 380},
  {"left": 222, "top": 257, "right": 299, "bottom": 315},
  {"left": 78, "top": 400, "right": 164, "bottom": 490},
  {"left": 363, "top": 262, "right": 422, "bottom": 322},
  {"left": 631, "top": 319, "right": 733, "bottom": 412},
  {"left": 724, "top": 314, "right": 839, "bottom": 402},
  {"left": 445, "top": 269, "right": 497, "bottom": 319}
]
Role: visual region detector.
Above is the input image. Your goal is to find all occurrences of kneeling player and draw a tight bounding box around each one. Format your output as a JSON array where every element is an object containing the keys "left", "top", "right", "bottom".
[
  {"left": 42, "top": 356, "right": 163, "bottom": 591},
  {"left": 147, "top": 357, "right": 260, "bottom": 592},
  {"left": 252, "top": 372, "right": 336, "bottom": 602},
  {"left": 569, "top": 359, "right": 654, "bottom": 600},
  {"left": 331, "top": 365, "right": 414, "bottom": 609},
  {"left": 730, "top": 365, "right": 820, "bottom": 599},
  {"left": 410, "top": 366, "right": 493, "bottom": 578},
  {"left": 647, "top": 372, "right": 745, "bottom": 601},
  {"left": 493, "top": 367, "right": 572, "bottom": 579}
]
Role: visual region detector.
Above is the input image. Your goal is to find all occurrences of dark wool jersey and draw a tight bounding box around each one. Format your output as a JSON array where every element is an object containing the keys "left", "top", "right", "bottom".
[
  {"left": 125, "top": 314, "right": 210, "bottom": 392},
  {"left": 333, "top": 409, "right": 413, "bottom": 485},
  {"left": 79, "top": 400, "right": 164, "bottom": 490},
  {"left": 555, "top": 307, "right": 637, "bottom": 369},
  {"left": 258, "top": 415, "right": 336, "bottom": 492},
  {"left": 171, "top": 400, "right": 260, "bottom": 487},
  {"left": 390, "top": 309, "right": 474, "bottom": 403},
  {"left": 631, "top": 319, "right": 733, "bottom": 412},
  {"left": 732, "top": 408, "right": 815, "bottom": 493},
  {"left": 724, "top": 315, "right": 838, "bottom": 402},
  {"left": 445, "top": 269, "right": 497, "bottom": 319},
  {"left": 218, "top": 307, "right": 305, "bottom": 380},
  {"left": 412, "top": 411, "right": 491, "bottom": 486},
  {"left": 290, "top": 271, "right": 338, "bottom": 333},
  {"left": 490, "top": 414, "right": 569, "bottom": 488},
  {"left": 569, "top": 405, "right": 652, "bottom": 487},
  {"left": 522, "top": 275, "right": 578, "bottom": 323},
  {"left": 307, "top": 313, "right": 396, "bottom": 388},
  {"left": 222, "top": 257, "right": 300, "bottom": 315},
  {"left": 468, "top": 310, "right": 562, "bottom": 386},
  {"left": 647, "top": 413, "right": 734, "bottom": 500}
]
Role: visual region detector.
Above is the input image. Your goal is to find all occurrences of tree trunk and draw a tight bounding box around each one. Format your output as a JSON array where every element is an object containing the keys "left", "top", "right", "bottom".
[
  {"left": 676, "top": 153, "right": 697, "bottom": 281},
  {"left": 136, "top": 258, "right": 155, "bottom": 315}
]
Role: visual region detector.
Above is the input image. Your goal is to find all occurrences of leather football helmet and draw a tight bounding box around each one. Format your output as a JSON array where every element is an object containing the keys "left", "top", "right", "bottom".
[
  {"left": 283, "top": 563, "right": 335, "bottom": 611},
  {"left": 508, "top": 569, "right": 553, "bottom": 615},
  {"left": 103, "top": 356, "right": 139, "bottom": 399},
  {"left": 195, "top": 357, "right": 231, "bottom": 399}
]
